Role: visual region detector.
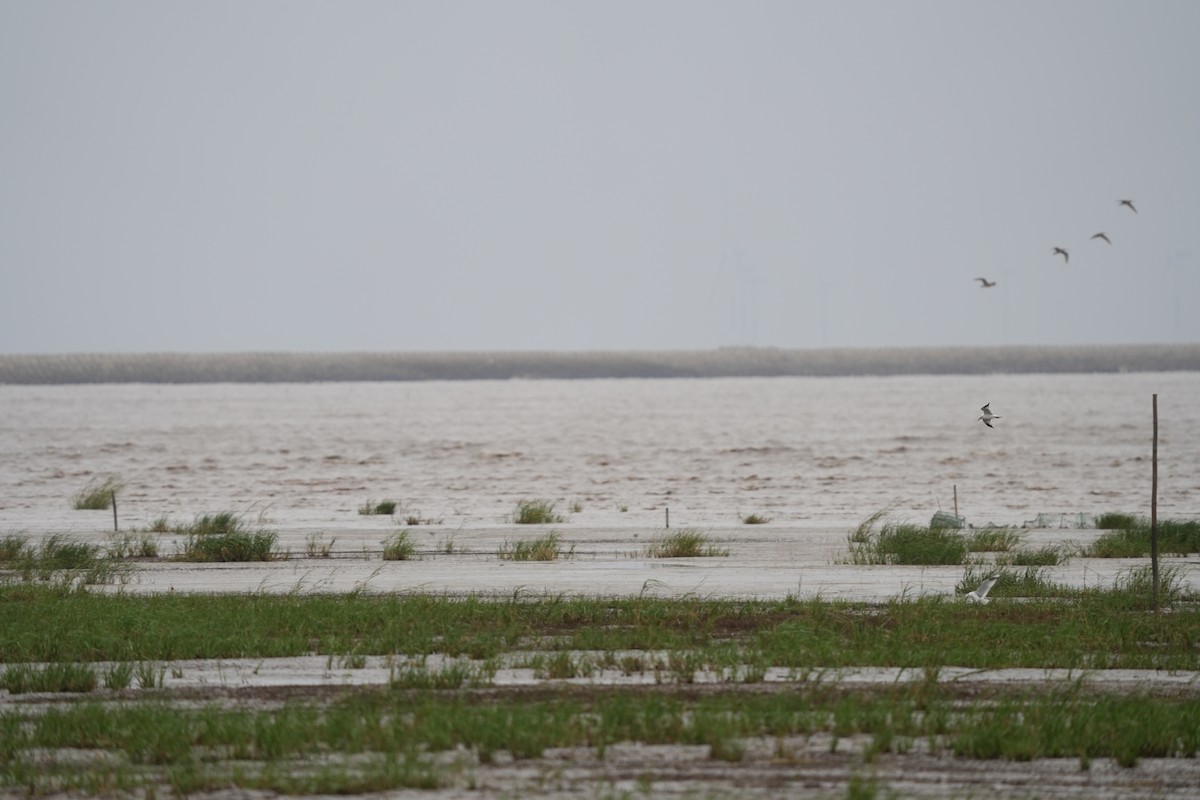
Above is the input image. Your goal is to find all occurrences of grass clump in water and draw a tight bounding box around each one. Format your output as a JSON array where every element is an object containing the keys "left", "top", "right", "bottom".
[
  {"left": 175, "top": 513, "right": 279, "bottom": 562},
  {"left": 107, "top": 531, "right": 159, "bottom": 559},
  {"left": 306, "top": 532, "right": 337, "bottom": 558},
  {"left": 382, "top": 530, "right": 416, "bottom": 561},
  {"left": 957, "top": 564, "right": 1072, "bottom": 600},
  {"left": 513, "top": 499, "right": 564, "bottom": 524},
  {"left": 646, "top": 529, "right": 729, "bottom": 558},
  {"left": 3, "top": 534, "right": 121, "bottom": 585},
  {"left": 71, "top": 476, "right": 124, "bottom": 510},
  {"left": 498, "top": 532, "right": 572, "bottom": 561},
  {"left": 849, "top": 513, "right": 967, "bottom": 565},
  {"left": 359, "top": 499, "right": 398, "bottom": 515},
  {"left": 0, "top": 534, "right": 29, "bottom": 562},
  {"left": 741, "top": 513, "right": 771, "bottom": 525},
  {"left": 967, "top": 528, "right": 1022, "bottom": 553},
  {"left": 996, "top": 545, "right": 1065, "bottom": 567},
  {"left": 1, "top": 662, "right": 98, "bottom": 694},
  {"left": 1084, "top": 514, "right": 1200, "bottom": 557}
]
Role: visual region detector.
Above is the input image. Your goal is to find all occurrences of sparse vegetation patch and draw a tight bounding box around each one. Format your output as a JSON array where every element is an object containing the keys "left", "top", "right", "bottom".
[
  {"left": 71, "top": 476, "right": 124, "bottom": 510},
  {"left": 382, "top": 530, "right": 416, "bottom": 561},
  {"left": 646, "top": 529, "right": 729, "bottom": 558},
  {"left": 512, "top": 499, "right": 564, "bottom": 524},
  {"left": 174, "top": 513, "right": 279, "bottom": 562},
  {"left": 1084, "top": 514, "right": 1200, "bottom": 557},
  {"left": 498, "top": 532, "right": 571, "bottom": 561},
  {"left": 359, "top": 499, "right": 398, "bottom": 515},
  {"left": 848, "top": 514, "right": 967, "bottom": 565}
]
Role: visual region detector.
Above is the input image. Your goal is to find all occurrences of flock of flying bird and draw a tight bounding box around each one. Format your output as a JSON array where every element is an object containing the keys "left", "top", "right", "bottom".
[
  {"left": 974, "top": 198, "right": 1139, "bottom": 288},
  {"left": 962, "top": 197, "right": 1141, "bottom": 601}
]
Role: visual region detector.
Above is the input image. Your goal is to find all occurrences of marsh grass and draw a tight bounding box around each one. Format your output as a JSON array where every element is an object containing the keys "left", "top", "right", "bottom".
[
  {"left": 397, "top": 511, "right": 443, "bottom": 526},
  {"left": 103, "top": 662, "right": 134, "bottom": 690},
  {"left": 1105, "top": 564, "right": 1188, "bottom": 610},
  {"left": 2, "top": 534, "right": 122, "bottom": 585},
  {"left": 4, "top": 584, "right": 1199, "bottom": 670},
  {"left": 305, "top": 532, "right": 336, "bottom": 558},
  {"left": 175, "top": 514, "right": 279, "bottom": 562},
  {"left": 0, "top": 534, "right": 28, "bottom": 561},
  {"left": 995, "top": 545, "right": 1065, "bottom": 567},
  {"left": 967, "top": 528, "right": 1022, "bottom": 552},
  {"left": 1, "top": 662, "right": 97, "bottom": 693},
  {"left": 1084, "top": 515, "right": 1200, "bottom": 557},
  {"left": 513, "top": 499, "right": 564, "bottom": 524},
  {"left": 71, "top": 476, "right": 123, "bottom": 510},
  {"left": 849, "top": 515, "right": 967, "bottom": 565},
  {"left": 957, "top": 564, "right": 1071, "bottom": 600},
  {"left": 646, "top": 529, "right": 728, "bottom": 558},
  {"left": 146, "top": 514, "right": 172, "bottom": 533},
  {"left": 3, "top": 684, "right": 1197, "bottom": 796},
  {"left": 382, "top": 530, "right": 416, "bottom": 561},
  {"left": 107, "top": 531, "right": 159, "bottom": 559},
  {"left": 498, "top": 532, "right": 572, "bottom": 561},
  {"left": 389, "top": 659, "right": 495, "bottom": 689},
  {"left": 359, "top": 499, "right": 398, "bottom": 516},
  {"left": 741, "top": 513, "right": 771, "bottom": 525}
]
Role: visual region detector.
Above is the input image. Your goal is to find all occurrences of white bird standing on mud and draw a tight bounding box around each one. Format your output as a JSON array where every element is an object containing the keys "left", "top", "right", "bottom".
[
  {"left": 978, "top": 403, "right": 1001, "bottom": 429},
  {"left": 965, "top": 575, "right": 1001, "bottom": 603}
]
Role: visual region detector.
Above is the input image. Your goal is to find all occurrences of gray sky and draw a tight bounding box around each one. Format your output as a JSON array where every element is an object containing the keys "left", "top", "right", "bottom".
[{"left": 2, "top": 1, "right": 1198, "bottom": 354}]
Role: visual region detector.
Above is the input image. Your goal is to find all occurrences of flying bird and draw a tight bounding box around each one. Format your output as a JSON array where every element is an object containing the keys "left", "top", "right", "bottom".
[
  {"left": 975, "top": 277, "right": 996, "bottom": 288},
  {"left": 1052, "top": 247, "right": 1069, "bottom": 263},
  {"left": 1091, "top": 232, "right": 1111, "bottom": 244},
  {"left": 1119, "top": 199, "right": 1137, "bottom": 213},
  {"left": 978, "top": 402, "right": 1001, "bottom": 429},
  {"left": 965, "top": 575, "right": 1000, "bottom": 604}
]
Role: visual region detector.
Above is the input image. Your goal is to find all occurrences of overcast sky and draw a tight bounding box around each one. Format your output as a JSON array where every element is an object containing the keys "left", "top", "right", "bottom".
[{"left": 2, "top": 1, "right": 1198, "bottom": 354}]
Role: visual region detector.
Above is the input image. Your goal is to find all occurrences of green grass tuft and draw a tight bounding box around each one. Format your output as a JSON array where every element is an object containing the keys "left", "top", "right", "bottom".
[
  {"left": 2, "top": 662, "right": 98, "bottom": 693},
  {"left": 359, "top": 499, "right": 398, "bottom": 516},
  {"left": 305, "top": 532, "right": 336, "bottom": 558},
  {"left": 0, "top": 533, "right": 29, "bottom": 561},
  {"left": 967, "top": 528, "right": 1022, "bottom": 553},
  {"left": 108, "top": 531, "right": 159, "bottom": 559},
  {"left": 646, "top": 529, "right": 729, "bottom": 558},
  {"left": 849, "top": 515, "right": 967, "bottom": 565},
  {"left": 174, "top": 513, "right": 278, "bottom": 562},
  {"left": 71, "top": 476, "right": 124, "bottom": 510},
  {"left": 996, "top": 545, "right": 1065, "bottom": 567},
  {"left": 513, "top": 499, "right": 564, "bottom": 524},
  {"left": 741, "top": 513, "right": 772, "bottom": 525},
  {"left": 498, "top": 532, "right": 571, "bottom": 561},
  {"left": 382, "top": 530, "right": 416, "bottom": 561},
  {"left": 4, "top": 534, "right": 121, "bottom": 585},
  {"left": 1083, "top": 515, "right": 1200, "bottom": 557}
]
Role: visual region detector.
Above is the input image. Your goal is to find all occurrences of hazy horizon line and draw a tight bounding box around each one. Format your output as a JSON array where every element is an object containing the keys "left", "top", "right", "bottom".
[{"left": 3, "top": 343, "right": 1199, "bottom": 384}]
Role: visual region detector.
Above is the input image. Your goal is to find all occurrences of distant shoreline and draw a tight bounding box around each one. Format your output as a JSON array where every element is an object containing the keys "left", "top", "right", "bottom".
[{"left": 2, "top": 344, "right": 1199, "bottom": 384}]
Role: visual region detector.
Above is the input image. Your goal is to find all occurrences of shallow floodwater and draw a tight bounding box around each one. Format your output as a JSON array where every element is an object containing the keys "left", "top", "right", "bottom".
[{"left": 2, "top": 372, "right": 1197, "bottom": 530}]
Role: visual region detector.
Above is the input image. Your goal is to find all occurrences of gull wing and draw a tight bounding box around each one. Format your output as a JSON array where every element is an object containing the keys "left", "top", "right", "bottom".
[{"left": 975, "top": 575, "right": 1000, "bottom": 599}]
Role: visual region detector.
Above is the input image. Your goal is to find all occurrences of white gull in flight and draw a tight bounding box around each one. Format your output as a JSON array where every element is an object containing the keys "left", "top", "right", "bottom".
[
  {"left": 965, "top": 575, "right": 1000, "bottom": 604},
  {"left": 978, "top": 402, "right": 1001, "bottom": 429}
]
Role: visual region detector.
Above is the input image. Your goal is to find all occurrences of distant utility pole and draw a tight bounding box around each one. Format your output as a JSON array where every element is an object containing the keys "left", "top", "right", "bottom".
[{"left": 1151, "top": 394, "right": 1159, "bottom": 611}]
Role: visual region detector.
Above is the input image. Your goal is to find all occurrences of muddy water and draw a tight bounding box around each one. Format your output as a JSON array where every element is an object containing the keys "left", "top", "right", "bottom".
[{"left": 2, "top": 372, "right": 1198, "bottom": 529}]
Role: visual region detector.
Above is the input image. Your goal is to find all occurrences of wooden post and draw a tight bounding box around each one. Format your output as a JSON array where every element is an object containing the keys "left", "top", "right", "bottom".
[
  {"left": 1151, "top": 393, "right": 1159, "bottom": 611},
  {"left": 953, "top": 484, "right": 958, "bottom": 518},
  {"left": 665, "top": 507, "right": 670, "bottom": 529},
  {"left": 111, "top": 490, "right": 119, "bottom": 533}
]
